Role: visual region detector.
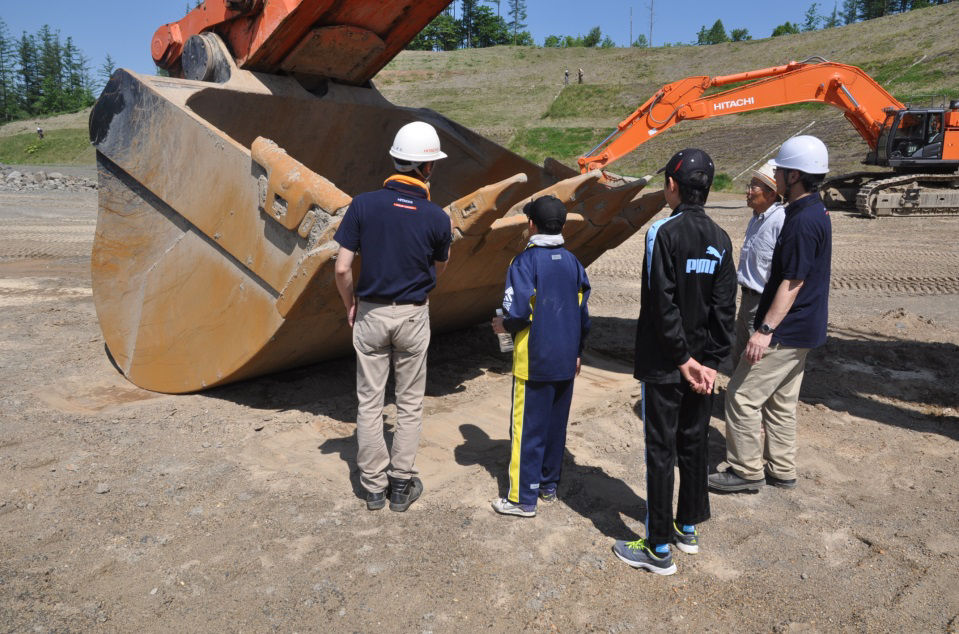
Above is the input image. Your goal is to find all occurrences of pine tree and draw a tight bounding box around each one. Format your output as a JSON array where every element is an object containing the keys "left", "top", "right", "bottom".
[
  {"left": 0, "top": 18, "right": 18, "bottom": 121},
  {"left": 803, "top": 2, "right": 822, "bottom": 30},
  {"left": 99, "top": 54, "right": 117, "bottom": 91},
  {"left": 506, "top": 0, "right": 527, "bottom": 45},
  {"left": 17, "top": 32, "right": 40, "bottom": 115},
  {"left": 36, "top": 25, "right": 67, "bottom": 114}
]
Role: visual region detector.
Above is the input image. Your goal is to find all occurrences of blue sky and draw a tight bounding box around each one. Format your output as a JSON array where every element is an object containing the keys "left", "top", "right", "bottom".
[{"left": 1, "top": 1, "right": 815, "bottom": 77}]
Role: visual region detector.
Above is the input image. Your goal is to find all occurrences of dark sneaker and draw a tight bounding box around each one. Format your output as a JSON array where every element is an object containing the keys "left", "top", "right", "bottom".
[
  {"left": 612, "top": 538, "right": 677, "bottom": 575},
  {"left": 388, "top": 477, "right": 423, "bottom": 512},
  {"left": 366, "top": 489, "right": 387, "bottom": 511},
  {"left": 491, "top": 497, "right": 536, "bottom": 517},
  {"left": 765, "top": 471, "right": 797, "bottom": 489},
  {"left": 538, "top": 485, "right": 557, "bottom": 502},
  {"left": 672, "top": 522, "right": 699, "bottom": 554},
  {"left": 708, "top": 467, "right": 765, "bottom": 492}
]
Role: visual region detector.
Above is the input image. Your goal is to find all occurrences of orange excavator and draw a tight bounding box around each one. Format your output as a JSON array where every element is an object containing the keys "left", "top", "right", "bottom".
[
  {"left": 577, "top": 58, "right": 959, "bottom": 217},
  {"left": 87, "top": 0, "right": 665, "bottom": 393}
]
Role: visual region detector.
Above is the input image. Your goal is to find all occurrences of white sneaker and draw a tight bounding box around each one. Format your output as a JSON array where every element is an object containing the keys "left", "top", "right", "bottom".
[{"left": 491, "top": 497, "right": 536, "bottom": 517}]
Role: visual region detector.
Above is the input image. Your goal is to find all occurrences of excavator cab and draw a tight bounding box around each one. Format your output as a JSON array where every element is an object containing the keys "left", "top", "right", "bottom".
[{"left": 879, "top": 109, "right": 956, "bottom": 170}]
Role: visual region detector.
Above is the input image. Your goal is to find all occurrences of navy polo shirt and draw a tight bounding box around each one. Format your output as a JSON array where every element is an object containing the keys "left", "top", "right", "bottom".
[
  {"left": 333, "top": 176, "right": 452, "bottom": 304},
  {"left": 755, "top": 193, "right": 831, "bottom": 349}
]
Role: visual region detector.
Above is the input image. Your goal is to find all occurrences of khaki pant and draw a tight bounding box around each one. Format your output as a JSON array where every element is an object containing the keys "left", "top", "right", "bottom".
[
  {"left": 724, "top": 345, "right": 809, "bottom": 481},
  {"left": 352, "top": 300, "right": 430, "bottom": 493},
  {"left": 733, "top": 288, "right": 762, "bottom": 365}
]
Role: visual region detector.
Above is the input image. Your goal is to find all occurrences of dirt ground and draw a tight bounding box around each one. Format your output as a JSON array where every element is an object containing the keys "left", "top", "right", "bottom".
[{"left": 1, "top": 172, "right": 957, "bottom": 632}]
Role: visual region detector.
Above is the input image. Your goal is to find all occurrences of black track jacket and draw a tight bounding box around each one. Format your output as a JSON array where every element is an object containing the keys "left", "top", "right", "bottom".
[{"left": 634, "top": 203, "right": 736, "bottom": 384}]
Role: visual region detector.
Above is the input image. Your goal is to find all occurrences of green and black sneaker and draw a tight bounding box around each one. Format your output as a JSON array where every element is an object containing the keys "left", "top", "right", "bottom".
[{"left": 672, "top": 522, "right": 699, "bottom": 554}]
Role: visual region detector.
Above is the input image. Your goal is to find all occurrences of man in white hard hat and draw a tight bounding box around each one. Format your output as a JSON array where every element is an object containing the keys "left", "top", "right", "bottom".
[
  {"left": 709, "top": 135, "right": 832, "bottom": 493},
  {"left": 734, "top": 161, "right": 785, "bottom": 363},
  {"left": 333, "top": 121, "right": 452, "bottom": 512}
]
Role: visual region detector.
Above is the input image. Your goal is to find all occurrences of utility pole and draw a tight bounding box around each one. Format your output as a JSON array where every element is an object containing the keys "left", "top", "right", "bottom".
[
  {"left": 648, "top": 0, "right": 654, "bottom": 47},
  {"left": 630, "top": 7, "right": 633, "bottom": 47}
]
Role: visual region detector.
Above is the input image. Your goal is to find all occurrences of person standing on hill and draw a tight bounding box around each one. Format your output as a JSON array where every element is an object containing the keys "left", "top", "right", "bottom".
[
  {"left": 490, "top": 196, "right": 591, "bottom": 518},
  {"left": 613, "top": 148, "right": 736, "bottom": 575},
  {"left": 734, "top": 161, "right": 785, "bottom": 363},
  {"left": 334, "top": 121, "right": 452, "bottom": 513},
  {"left": 709, "top": 135, "right": 832, "bottom": 493}
]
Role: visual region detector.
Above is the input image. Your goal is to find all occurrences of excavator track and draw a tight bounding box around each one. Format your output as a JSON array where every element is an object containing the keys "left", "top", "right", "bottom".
[
  {"left": 821, "top": 171, "right": 896, "bottom": 210},
  {"left": 855, "top": 172, "right": 959, "bottom": 217}
]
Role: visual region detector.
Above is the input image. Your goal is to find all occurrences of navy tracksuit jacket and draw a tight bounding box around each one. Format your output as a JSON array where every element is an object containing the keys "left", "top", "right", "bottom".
[{"left": 501, "top": 237, "right": 591, "bottom": 505}]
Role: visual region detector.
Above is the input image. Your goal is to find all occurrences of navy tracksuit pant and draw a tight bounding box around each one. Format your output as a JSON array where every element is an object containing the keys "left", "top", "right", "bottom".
[
  {"left": 641, "top": 381, "right": 711, "bottom": 544},
  {"left": 508, "top": 377, "right": 574, "bottom": 506}
]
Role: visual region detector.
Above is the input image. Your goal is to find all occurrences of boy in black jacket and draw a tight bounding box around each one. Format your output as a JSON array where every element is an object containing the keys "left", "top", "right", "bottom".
[
  {"left": 490, "top": 196, "right": 591, "bottom": 517},
  {"left": 613, "top": 149, "right": 736, "bottom": 574}
]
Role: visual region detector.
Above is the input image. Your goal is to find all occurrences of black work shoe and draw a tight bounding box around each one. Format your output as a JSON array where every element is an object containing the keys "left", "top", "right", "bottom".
[
  {"left": 708, "top": 467, "right": 765, "bottom": 492},
  {"left": 388, "top": 476, "right": 423, "bottom": 512},
  {"left": 765, "top": 471, "right": 797, "bottom": 489},
  {"left": 366, "top": 489, "right": 387, "bottom": 511}
]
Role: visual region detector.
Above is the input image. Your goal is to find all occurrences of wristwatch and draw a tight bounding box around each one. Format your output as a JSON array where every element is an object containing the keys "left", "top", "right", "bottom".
[{"left": 759, "top": 323, "right": 775, "bottom": 335}]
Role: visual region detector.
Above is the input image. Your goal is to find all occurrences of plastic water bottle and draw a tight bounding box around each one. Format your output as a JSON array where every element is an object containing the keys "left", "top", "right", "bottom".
[{"left": 495, "top": 309, "right": 514, "bottom": 353}]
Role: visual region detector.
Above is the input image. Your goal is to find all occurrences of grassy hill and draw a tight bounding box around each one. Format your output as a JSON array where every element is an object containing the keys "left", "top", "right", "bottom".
[
  {"left": 378, "top": 2, "right": 959, "bottom": 186},
  {"left": 2, "top": 2, "right": 957, "bottom": 184}
]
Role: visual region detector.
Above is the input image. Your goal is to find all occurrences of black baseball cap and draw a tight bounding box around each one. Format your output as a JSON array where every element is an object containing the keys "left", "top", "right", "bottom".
[
  {"left": 658, "top": 148, "right": 714, "bottom": 189},
  {"left": 523, "top": 195, "right": 567, "bottom": 233}
]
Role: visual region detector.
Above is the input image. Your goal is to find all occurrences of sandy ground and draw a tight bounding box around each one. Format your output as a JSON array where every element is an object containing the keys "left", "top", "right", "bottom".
[{"left": 1, "top": 175, "right": 958, "bottom": 632}]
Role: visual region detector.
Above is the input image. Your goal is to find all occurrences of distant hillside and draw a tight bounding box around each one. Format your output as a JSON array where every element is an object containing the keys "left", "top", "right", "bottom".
[{"left": 378, "top": 2, "right": 959, "bottom": 184}]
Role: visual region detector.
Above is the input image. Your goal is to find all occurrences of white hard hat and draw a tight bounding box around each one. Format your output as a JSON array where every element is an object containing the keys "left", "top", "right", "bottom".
[
  {"left": 389, "top": 121, "right": 448, "bottom": 163},
  {"left": 752, "top": 160, "right": 777, "bottom": 190},
  {"left": 769, "top": 135, "right": 829, "bottom": 174}
]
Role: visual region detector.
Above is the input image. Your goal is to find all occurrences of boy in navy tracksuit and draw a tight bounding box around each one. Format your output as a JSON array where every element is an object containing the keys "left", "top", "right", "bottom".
[{"left": 490, "top": 196, "right": 591, "bottom": 517}]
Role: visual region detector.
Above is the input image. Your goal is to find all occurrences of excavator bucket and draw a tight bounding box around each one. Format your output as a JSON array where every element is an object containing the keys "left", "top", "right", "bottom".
[{"left": 89, "top": 50, "right": 664, "bottom": 393}]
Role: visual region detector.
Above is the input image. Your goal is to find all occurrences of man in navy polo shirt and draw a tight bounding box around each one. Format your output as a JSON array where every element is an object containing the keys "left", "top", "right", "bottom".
[
  {"left": 709, "top": 135, "right": 832, "bottom": 493},
  {"left": 333, "top": 121, "right": 452, "bottom": 512}
]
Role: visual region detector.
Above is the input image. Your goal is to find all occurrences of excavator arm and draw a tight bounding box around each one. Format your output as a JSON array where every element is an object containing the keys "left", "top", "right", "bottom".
[
  {"left": 152, "top": 0, "right": 452, "bottom": 84},
  {"left": 578, "top": 60, "right": 905, "bottom": 173}
]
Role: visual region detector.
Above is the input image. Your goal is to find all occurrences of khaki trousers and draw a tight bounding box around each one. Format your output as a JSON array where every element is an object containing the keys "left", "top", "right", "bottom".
[
  {"left": 733, "top": 289, "right": 762, "bottom": 365},
  {"left": 724, "top": 345, "right": 809, "bottom": 481},
  {"left": 352, "top": 300, "right": 430, "bottom": 493}
]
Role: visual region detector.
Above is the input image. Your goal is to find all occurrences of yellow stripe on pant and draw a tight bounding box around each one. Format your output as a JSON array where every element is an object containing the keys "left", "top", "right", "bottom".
[{"left": 508, "top": 377, "right": 527, "bottom": 503}]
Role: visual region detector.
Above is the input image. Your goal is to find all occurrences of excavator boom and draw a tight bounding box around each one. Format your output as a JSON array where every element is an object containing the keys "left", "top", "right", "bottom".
[{"left": 579, "top": 60, "right": 905, "bottom": 172}]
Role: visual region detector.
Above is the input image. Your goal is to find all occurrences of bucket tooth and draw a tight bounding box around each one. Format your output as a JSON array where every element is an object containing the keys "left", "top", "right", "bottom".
[
  {"left": 573, "top": 175, "right": 652, "bottom": 226},
  {"left": 505, "top": 170, "right": 604, "bottom": 217},
  {"left": 447, "top": 173, "right": 528, "bottom": 237},
  {"left": 622, "top": 190, "right": 668, "bottom": 228},
  {"left": 252, "top": 136, "right": 353, "bottom": 234}
]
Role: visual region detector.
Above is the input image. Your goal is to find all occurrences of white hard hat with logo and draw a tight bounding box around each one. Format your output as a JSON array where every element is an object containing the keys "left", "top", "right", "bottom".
[
  {"left": 389, "top": 121, "right": 448, "bottom": 162},
  {"left": 770, "top": 135, "right": 829, "bottom": 174}
]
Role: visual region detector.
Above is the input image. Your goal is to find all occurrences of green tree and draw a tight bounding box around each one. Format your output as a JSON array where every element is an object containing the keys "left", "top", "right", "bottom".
[
  {"left": 17, "top": 32, "right": 40, "bottom": 115},
  {"left": 469, "top": 6, "right": 510, "bottom": 47},
  {"left": 600, "top": 35, "right": 616, "bottom": 48},
  {"left": 513, "top": 30, "right": 534, "bottom": 46},
  {"left": 841, "top": 0, "right": 859, "bottom": 23},
  {"left": 506, "top": 0, "right": 527, "bottom": 45},
  {"left": 582, "top": 26, "right": 602, "bottom": 47},
  {"left": 631, "top": 34, "right": 649, "bottom": 48},
  {"left": 98, "top": 54, "right": 117, "bottom": 90},
  {"left": 543, "top": 34, "right": 562, "bottom": 47},
  {"left": 0, "top": 18, "right": 18, "bottom": 121},
  {"left": 697, "top": 20, "right": 729, "bottom": 45},
  {"left": 803, "top": 2, "right": 822, "bottom": 30},
  {"left": 460, "top": 0, "right": 480, "bottom": 47},
  {"left": 730, "top": 28, "right": 752, "bottom": 41},
  {"left": 771, "top": 21, "right": 801, "bottom": 36},
  {"left": 822, "top": 2, "right": 842, "bottom": 27},
  {"left": 408, "top": 13, "right": 461, "bottom": 50}
]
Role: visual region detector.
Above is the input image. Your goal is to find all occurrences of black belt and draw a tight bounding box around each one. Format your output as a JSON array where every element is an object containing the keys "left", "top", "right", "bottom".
[
  {"left": 360, "top": 295, "right": 427, "bottom": 306},
  {"left": 740, "top": 285, "right": 761, "bottom": 296}
]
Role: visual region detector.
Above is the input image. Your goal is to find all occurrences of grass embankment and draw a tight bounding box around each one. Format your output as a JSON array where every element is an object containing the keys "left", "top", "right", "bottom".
[
  {"left": 381, "top": 2, "right": 959, "bottom": 184},
  {"left": 0, "top": 129, "right": 94, "bottom": 166}
]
